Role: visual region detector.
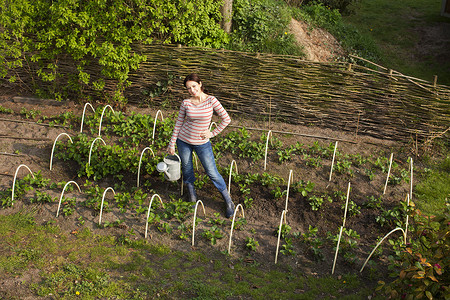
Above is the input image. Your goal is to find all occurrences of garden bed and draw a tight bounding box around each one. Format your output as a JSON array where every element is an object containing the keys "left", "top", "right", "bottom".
[{"left": 0, "top": 95, "right": 418, "bottom": 296}]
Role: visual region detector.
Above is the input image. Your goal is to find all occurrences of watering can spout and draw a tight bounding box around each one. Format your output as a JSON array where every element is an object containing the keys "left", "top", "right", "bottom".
[{"left": 157, "top": 154, "right": 181, "bottom": 181}]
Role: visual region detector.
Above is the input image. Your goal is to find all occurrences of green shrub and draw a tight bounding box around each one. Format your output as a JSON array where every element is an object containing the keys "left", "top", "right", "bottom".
[
  {"left": 229, "top": 0, "right": 304, "bottom": 56},
  {"left": 296, "top": 0, "right": 360, "bottom": 14},
  {"left": 0, "top": 0, "right": 227, "bottom": 102},
  {"left": 379, "top": 203, "right": 450, "bottom": 299}
]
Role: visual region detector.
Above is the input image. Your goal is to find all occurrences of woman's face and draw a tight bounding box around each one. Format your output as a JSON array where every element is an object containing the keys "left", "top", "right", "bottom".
[{"left": 185, "top": 80, "right": 202, "bottom": 97}]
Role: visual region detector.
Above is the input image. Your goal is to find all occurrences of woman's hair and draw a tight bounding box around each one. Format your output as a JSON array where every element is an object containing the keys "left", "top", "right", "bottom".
[{"left": 183, "top": 73, "right": 204, "bottom": 91}]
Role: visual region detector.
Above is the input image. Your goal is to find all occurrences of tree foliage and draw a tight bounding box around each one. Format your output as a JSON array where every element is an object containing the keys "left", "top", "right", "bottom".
[{"left": 0, "top": 0, "right": 228, "bottom": 103}]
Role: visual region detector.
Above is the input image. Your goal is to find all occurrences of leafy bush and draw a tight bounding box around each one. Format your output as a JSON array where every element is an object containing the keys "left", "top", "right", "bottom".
[
  {"left": 379, "top": 203, "right": 450, "bottom": 299},
  {"left": 293, "top": 0, "right": 360, "bottom": 14},
  {"left": 0, "top": 0, "right": 227, "bottom": 102},
  {"left": 229, "top": 0, "right": 304, "bottom": 56}
]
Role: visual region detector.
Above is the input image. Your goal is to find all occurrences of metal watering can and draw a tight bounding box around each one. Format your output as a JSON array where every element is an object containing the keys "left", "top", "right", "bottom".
[{"left": 156, "top": 154, "right": 181, "bottom": 181}]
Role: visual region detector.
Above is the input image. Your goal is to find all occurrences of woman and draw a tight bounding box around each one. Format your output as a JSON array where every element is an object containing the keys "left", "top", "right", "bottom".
[{"left": 167, "top": 73, "right": 235, "bottom": 218}]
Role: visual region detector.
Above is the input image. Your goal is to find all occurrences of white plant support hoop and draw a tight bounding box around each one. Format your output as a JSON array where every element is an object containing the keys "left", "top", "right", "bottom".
[
  {"left": 193, "top": 152, "right": 199, "bottom": 171},
  {"left": 192, "top": 200, "right": 206, "bottom": 246},
  {"left": 56, "top": 181, "right": 81, "bottom": 217},
  {"left": 284, "top": 170, "right": 294, "bottom": 212},
  {"left": 88, "top": 137, "right": 106, "bottom": 166},
  {"left": 151, "top": 110, "right": 164, "bottom": 144},
  {"left": 137, "top": 147, "right": 155, "bottom": 187},
  {"left": 80, "top": 102, "right": 95, "bottom": 133},
  {"left": 98, "top": 105, "right": 115, "bottom": 136},
  {"left": 264, "top": 130, "right": 273, "bottom": 171},
  {"left": 181, "top": 175, "right": 184, "bottom": 196},
  {"left": 410, "top": 157, "right": 413, "bottom": 202},
  {"left": 274, "top": 209, "right": 288, "bottom": 264},
  {"left": 342, "top": 182, "right": 351, "bottom": 228},
  {"left": 332, "top": 226, "right": 344, "bottom": 274},
  {"left": 228, "top": 160, "right": 238, "bottom": 194},
  {"left": 360, "top": 227, "right": 406, "bottom": 273},
  {"left": 145, "top": 194, "right": 164, "bottom": 239},
  {"left": 329, "top": 141, "right": 338, "bottom": 181},
  {"left": 50, "top": 133, "right": 73, "bottom": 170},
  {"left": 383, "top": 153, "right": 394, "bottom": 194},
  {"left": 209, "top": 122, "right": 217, "bottom": 132},
  {"left": 404, "top": 194, "right": 410, "bottom": 242},
  {"left": 227, "top": 204, "right": 245, "bottom": 254},
  {"left": 98, "top": 187, "right": 116, "bottom": 225},
  {"left": 11, "top": 164, "right": 35, "bottom": 205}
]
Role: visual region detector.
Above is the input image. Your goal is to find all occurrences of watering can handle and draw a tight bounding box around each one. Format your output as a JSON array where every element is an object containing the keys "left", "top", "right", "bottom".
[{"left": 174, "top": 153, "right": 181, "bottom": 163}]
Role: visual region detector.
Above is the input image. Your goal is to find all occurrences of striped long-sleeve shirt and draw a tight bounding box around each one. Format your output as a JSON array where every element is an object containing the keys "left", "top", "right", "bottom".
[{"left": 168, "top": 95, "right": 231, "bottom": 149}]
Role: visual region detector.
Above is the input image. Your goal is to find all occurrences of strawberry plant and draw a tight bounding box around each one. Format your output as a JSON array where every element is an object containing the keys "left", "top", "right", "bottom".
[
  {"left": 300, "top": 225, "right": 324, "bottom": 261},
  {"left": 292, "top": 180, "right": 315, "bottom": 197},
  {"left": 209, "top": 213, "right": 225, "bottom": 226},
  {"left": 203, "top": 225, "right": 224, "bottom": 245},
  {"left": 275, "top": 224, "right": 292, "bottom": 239},
  {"left": 271, "top": 186, "right": 287, "bottom": 199},
  {"left": 245, "top": 237, "right": 259, "bottom": 251},
  {"left": 277, "top": 145, "right": 296, "bottom": 163},
  {"left": 31, "top": 191, "right": 55, "bottom": 204},
  {"left": 259, "top": 172, "right": 284, "bottom": 187},
  {"left": 61, "top": 197, "right": 77, "bottom": 216},
  {"left": 308, "top": 195, "right": 324, "bottom": 211},
  {"left": 243, "top": 196, "right": 254, "bottom": 209},
  {"left": 363, "top": 195, "right": 383, "bottom": 209},
  {"left": 343, "top": 200, "right": 361, "bottom": 217},
  {"left": 280, "top": 237, "right": 296, "bottom": 256}
]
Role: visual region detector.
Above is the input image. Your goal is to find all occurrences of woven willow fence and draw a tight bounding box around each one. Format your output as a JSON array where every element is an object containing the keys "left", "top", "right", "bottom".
[
  {"left": 5, "top": 44, "right": 449, "bottom": 142},
  {"left": 124, "top": 45, "right": 449, "bottom": 142}
]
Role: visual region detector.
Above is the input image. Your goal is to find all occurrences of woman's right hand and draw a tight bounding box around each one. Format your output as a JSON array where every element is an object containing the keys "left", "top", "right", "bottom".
[{"left": 167, "top": 146, "right": 175, "bottom": 155}]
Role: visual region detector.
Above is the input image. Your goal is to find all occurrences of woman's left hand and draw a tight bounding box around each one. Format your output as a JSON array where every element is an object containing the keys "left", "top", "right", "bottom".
[{"left": 201, "top": 130, "right": 211, "bottom": 140}]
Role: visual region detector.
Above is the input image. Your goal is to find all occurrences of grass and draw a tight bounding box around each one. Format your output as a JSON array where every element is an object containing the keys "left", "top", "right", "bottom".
[
  {"left": 414, "top": 154, "right": 450, "bottom": 215},
  {"left": 0, "top": 210, "right": 380, "bottom": 299},
  {"left": 343, "top": 0, "right": 450, "bottom": 85}
]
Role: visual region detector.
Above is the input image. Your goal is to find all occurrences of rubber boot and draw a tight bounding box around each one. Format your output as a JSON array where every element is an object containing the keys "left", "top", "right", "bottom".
[
  {"left": 220, "top": 189, "right": 235, "bottom": 218},
  {"left": 185, "top": 183, "right": 197, "bottom": 203}
]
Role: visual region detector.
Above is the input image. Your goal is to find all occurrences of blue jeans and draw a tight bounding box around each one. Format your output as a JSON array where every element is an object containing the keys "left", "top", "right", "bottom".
[{"left": 176, "top": 139, "right": 227, "bottom": 192}]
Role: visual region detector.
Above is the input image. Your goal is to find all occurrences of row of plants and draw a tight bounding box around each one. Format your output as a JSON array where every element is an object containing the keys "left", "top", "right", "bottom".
[
  {"left": 1, "top": 165, "right": 417, "bottom": 283},
  {"left": 2, "top": 105, "right": 412, "bottom": 214}
]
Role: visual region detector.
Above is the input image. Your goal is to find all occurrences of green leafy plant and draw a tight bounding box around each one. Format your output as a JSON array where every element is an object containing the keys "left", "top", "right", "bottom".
[
  {"left": 203, "top": 226, "right": 224, "bottom": 245},
  {"left": 230, "top": 0, "right": 303, "bottom": 56},
  {"left": 293, "top": 180, "right": 315, "bottom": 197},
  {"left": 243, "top": 196, "right": 254, "bottom": 209},
  {"left": 0, "top": 105, "right": 14, "bottom": 114},
  {"left": 301, "top": 225, "right": 324, "bottom": 261},
  {"left": 271, "top": 186, "right": 287, "bottom": 199},
  {"left": 343, "top": 200, "right": 361, "bottom": 217},
  {"left": 0, "top": 0, "right": 227, "bottom": 102},
  {"left": 245, "top": 237, "right": 260, "bottom": 251},
  {"left": 280, "top": 237, "right": 296, "bottom": 256},
  {"left": 157, "top": 222, "right": 173, "bottom": 234},
  {"left": 378, "top": 204, "right": 449, "bottom": 299},
  {"left": 363, "top": 195, "right": 383, "bottom": 209},
  {"left": 275, "top": 224, "right": 292, "bottom": 239},
  {"left": 209, "top": 213, "right": 225, "bottom": 226},
  {"left": 31, "top": 191, "right": 55, "bottom": 204},
  {"left": 308, "top": 195, "right": 324, "bottom": 211}
]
